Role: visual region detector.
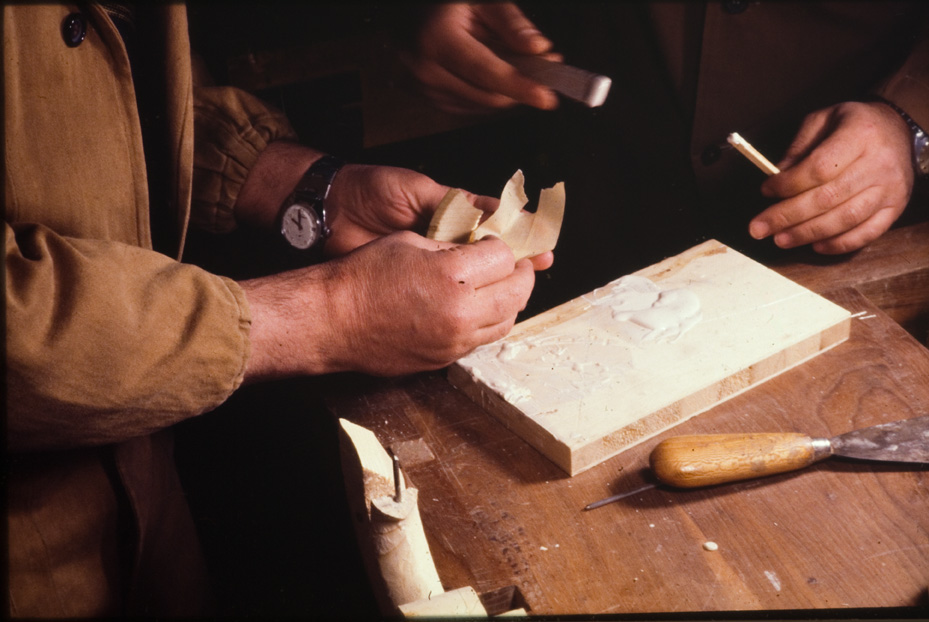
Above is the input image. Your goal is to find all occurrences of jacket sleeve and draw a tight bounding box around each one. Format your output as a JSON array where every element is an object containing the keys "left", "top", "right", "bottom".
[
  {"left": 5, "top": 221, "right": 252, "bottom": 452},
  {"left": 191, "top": 86, "right": 299, "bottom": 233}
]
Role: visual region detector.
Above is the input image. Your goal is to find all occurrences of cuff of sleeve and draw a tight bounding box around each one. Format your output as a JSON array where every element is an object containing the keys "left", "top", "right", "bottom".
[
  {"left": 192, "top": 86, "right": 299, "bottom": 234},
  {"left": 220, "top": 275, "right": 253, "bottom": 397}
]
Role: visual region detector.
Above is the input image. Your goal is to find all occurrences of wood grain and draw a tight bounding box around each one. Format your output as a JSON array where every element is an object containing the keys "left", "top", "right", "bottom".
[
  {"left": 772, "top": 221, "right": 929, "bottom": 340},
  {"left": 323, "top": 288, "right": 929, "bottom": 614},
  {"left": 649, "top": 432, "right": 825, "bottom": 488}
]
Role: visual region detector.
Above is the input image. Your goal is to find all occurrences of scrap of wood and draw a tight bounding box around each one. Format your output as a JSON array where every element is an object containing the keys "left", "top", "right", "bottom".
[
  {"left": 339, "top": 420, "right": 509, "bottom": 617},
  {"left": 340, "top": 418, "right": 403, "bottom": 507},
  {"left": 398, "top": 586, "right": 487, "bottom": 618},
  {"left": 427, "top": 170, "right": 565, "bottom": 262},
  {"left": 447, "top": 240, "right": 852, "bottom": 475},
  {"left": 339, "top": 420, "right": 443, "bottom": 611},
  {"left": 426, "top": 189, "right": 483, "bottom": 244},
  {"left": 728, "top": 132, "right": 780, "bottom": 175}
]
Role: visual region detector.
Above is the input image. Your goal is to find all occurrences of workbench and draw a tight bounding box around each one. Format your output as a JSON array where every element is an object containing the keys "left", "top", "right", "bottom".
[{"left": 323, "top": 222, "right": 929, "bottom": 616}]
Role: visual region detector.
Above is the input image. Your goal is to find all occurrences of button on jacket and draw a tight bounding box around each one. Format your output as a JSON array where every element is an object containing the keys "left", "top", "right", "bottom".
[{"left": 5, "top": 4, "right": 296, "bottom": 616}]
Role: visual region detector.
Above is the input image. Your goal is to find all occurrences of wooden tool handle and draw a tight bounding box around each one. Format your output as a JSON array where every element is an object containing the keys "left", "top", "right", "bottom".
[{"left": 649, "top": 433, "right": 830, "bottom": 488}]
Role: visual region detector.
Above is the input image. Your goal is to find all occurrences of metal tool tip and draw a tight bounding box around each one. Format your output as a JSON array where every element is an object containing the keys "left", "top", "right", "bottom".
[{"left": 391, "top": 452, "right": 402, "bottom": 502}]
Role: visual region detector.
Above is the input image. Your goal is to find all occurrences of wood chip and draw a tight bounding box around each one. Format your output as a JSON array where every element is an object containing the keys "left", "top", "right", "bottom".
[{"left": 427, "top": 170, "right": 565, "bottom": 261}]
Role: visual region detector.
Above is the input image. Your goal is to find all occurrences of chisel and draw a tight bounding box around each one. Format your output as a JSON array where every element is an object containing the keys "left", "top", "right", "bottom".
[
  {"left": 649, "top": 415, "right": 929, "bottom": 488},
  {"left": 504, "top": 54, "right": 611, "bottom": 108}
]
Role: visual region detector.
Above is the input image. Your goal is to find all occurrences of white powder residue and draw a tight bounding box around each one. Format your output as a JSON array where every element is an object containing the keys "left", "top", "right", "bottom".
[
  {"left": 764, "top": 570, "right": 782, "bottom": 592},
  {"left": 461, "top": 275, "right": 702, "bottom": 422},
  {"left": 594, "top": 275, "right": 702, "bottom": 343}
]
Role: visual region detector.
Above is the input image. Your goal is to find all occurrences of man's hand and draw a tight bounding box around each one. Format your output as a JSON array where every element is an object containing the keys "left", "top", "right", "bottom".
[
  {"left": 325, "top": 163, "right": 554, "bottom": 270},
  {"left": 241, "top": 232, "right": 538, "bottom": 380},
  {"left": 402, "top": 2, "right": 560, "bottom": 114},
  {"left": 749, "top": 101, "right": 914, "bottom": 254},
  {"left": 323, "top": 163, "right": 486, "bottom": 254},
  {"left": 235, "top": 142, "right": 553, "bottom": 270}
]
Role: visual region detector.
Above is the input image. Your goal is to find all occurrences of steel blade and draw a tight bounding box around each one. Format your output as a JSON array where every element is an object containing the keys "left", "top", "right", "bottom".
[{"left": 831, "top": 414, "right": 929, "bottom": 463}]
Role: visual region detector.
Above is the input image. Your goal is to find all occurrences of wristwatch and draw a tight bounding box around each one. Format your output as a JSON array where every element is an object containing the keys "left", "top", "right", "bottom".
[
  {"left": 879, "top": 98, "right": 929, "bottom": 177},
  {"left": 277, "top": 155, "right": 345, "bottom": 252}
]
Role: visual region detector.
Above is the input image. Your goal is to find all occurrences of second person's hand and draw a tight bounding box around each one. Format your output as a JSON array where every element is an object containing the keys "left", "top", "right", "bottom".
[
  {"left": 402, "top": 2, "right": 561, "bottom": 114},
  {"left": 749, "top": 101, "right": 914, "bottom": 254}
]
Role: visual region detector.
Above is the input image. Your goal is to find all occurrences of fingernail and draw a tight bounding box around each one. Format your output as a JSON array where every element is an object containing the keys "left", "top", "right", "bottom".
[
  {"left": 749, "top": 221, "right": 769, "bottom": 239},
  {"left": 540, "top": 90, "right": 559, "bottom": 109},
  {"left": 774, "top": 232, "right": 792, "bottom": 247}
]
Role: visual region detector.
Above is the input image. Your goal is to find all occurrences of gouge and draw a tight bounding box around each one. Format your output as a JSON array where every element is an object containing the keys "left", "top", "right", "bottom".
[
  {"left": 503, "top": 53, "right": 612, "bottom": 107},
  {"left": 649, "top": 415, "right": 929, "bottom": 488}
]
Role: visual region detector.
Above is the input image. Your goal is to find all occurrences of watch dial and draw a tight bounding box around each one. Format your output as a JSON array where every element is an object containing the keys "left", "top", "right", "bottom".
[
  {"left": 916, "top": 130, "right": 929, "bottom": 175},
  {"left": 918, "top": 144, "right": 929, "bottom": 175},
  {"left": 282, "top": 203, "right": 320, "bottom": 249}
]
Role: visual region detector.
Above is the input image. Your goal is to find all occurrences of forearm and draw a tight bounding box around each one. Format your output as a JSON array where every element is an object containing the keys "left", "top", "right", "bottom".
[{"left": 238, "top": 262, "right": 344, "bottom": 382}]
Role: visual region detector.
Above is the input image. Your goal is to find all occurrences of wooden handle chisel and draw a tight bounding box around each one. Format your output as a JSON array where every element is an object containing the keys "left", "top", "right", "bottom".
[{"left": 649, "top": 415, "right": 929, "bottom": 488}]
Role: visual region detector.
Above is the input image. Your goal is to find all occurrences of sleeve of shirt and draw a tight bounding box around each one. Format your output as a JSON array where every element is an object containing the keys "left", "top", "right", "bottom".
[
  {"left": 191, "top": 85, "right": 299, "bottom": 233},
  {"left": 5, "top": 221, "right": 252, "bottom": 452}
]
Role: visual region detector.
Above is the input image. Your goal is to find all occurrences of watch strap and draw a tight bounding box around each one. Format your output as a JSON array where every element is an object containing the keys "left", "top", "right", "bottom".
[{"left": 875, "top": 97, "right": 929, "bottom": 177}]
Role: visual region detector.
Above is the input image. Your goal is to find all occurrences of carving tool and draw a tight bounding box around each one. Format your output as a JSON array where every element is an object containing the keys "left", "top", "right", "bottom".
[
  {"left": 650, "top": 415, "right": 929, "bottom": 488},
  {"left": 727, "top": 132, "right": 780, "bottom": 175},
  {"left": 391, "top": 450, "right": 403, "bottom": 502},
  {"left": 583, "top": 483, "right": 656, "bottom": 511},
  {"left": 505, "top": 54, "right": 612, "bottom": 107}
]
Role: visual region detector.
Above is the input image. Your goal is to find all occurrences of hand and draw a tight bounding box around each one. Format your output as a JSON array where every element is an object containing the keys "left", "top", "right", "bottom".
[
  {"left": 325, "top": 163, "right": 554, "bottom": 270},
  {"left": 749, "top": 101, "right": 914, "bottom": 254},
  {"left": 235, "top": 142, "right": 553, "bottom": 268},
  {"left": 241, "top": 232, "right": 538, "bottom": 379},
  {"left": 402, "top": 2, "right": 560, "bottom": 114},
  {"left": 324, "top": 163, "right": 488, "bottom": 253}
]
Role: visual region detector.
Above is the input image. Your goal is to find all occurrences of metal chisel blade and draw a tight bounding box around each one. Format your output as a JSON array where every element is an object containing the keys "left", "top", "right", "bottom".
[{"left": 832, "top": 414, "right": 929, "bottom": 463}]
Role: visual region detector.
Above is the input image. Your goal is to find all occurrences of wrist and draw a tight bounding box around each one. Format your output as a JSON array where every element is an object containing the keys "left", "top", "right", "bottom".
[
  {"left": 239, "top": 263, "right": 342, "bottom": 382},
  {"left": 276, "top": 155, "right": 345, "bottom": 256},
  {"left": 873, "top": 97, "right": 929, "bottom": 178},
  {"left": 234, "top": 142, "right": 326, "bottom": 229}
]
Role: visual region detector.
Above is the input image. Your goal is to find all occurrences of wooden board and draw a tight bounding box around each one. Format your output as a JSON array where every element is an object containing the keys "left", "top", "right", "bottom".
[{"left": 447, "top": 240, "right": 851, "bottom": 475}]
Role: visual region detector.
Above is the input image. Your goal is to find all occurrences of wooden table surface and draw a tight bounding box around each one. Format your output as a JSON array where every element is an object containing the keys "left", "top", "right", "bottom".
[{"left": 323, "top": 223, "right": 929, "bottom": 616}]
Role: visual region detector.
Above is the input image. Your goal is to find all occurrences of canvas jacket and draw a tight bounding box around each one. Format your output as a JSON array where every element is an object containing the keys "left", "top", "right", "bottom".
[{"left": 5, "top": 4, "right": 295, "bottom": 616}]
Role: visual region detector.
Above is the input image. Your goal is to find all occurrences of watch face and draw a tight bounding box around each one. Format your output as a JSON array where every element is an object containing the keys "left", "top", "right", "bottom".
[
  {"left": 281, "top": 203, "right": 322, "bottom": 250},
  {"left": 916, "top": 132, "right": 929, "bottom": 175}
]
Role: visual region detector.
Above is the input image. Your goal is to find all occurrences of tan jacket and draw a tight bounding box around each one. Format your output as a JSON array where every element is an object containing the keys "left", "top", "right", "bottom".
[{"left": 5, "top": 4, "right": 295, "bottom": 616}]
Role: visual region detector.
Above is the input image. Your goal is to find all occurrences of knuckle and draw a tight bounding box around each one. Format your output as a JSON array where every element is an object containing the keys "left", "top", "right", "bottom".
[
  {"left": 438, "top": 298, "right": 473, "bottom": 337},
  {"left": 394, "top": 230, "right": 417, "bottom": 244},
  {"left": 839, "top": 199, "right": 871, "bottom": 229},
  {"left": 438, "top": 250, "right": 470, "bottom": 281},
  {"left": 808, "top": 156, "right": 838, "bottom": 185},
  {"left": 801, "top": 221, "right": 829, "bottom": 244},
  {"left": 766, "top": 208, "right": 795, "bottom": 232},
  {"left": 811, "top": 182, "right": 843, "bottom": 213}
]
